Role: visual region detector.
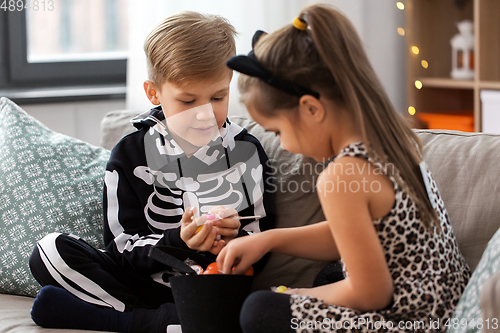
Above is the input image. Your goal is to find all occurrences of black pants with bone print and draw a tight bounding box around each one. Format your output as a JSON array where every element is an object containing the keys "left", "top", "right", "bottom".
[{"left": 29, "top": 232, "right": 175, "bottom": 312}]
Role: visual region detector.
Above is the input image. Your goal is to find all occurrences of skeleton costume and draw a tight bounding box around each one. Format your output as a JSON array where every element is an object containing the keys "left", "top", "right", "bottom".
[{"left": 29, "top": 106, "right": 275, "bottom": 312}]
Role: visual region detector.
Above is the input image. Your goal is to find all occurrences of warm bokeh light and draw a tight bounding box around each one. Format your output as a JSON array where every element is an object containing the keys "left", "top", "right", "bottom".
[
  {"left": 397, "top": 27, "right": 405, "bottom": 36},
  {"left": 396, "top": 2, "right": 405, "bottom": 10},
  {"left": 421, "top": 60, "right": 429, "bottom": 68},
  {"left": 412, "top": 46, "right": 420, "bottom": 55},
  {"left": 415, "top": 80, "right": 423, "bottom": 89},
  {"left": 408, "top": 106, "right": 416, "bottom": 115}
]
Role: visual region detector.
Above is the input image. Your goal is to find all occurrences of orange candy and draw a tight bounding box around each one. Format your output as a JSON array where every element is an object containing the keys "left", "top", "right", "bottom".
[
  {"left": 202, "top": 262, "right": 254, "bottom": 276},
  {"left": 203, "top": 262, "right": 222, "bottom": 275}
]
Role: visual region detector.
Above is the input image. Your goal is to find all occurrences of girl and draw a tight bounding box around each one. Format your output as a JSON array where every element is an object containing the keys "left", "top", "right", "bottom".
[{"left": 219, "top": 4, "right": 470, "bottom": 333}]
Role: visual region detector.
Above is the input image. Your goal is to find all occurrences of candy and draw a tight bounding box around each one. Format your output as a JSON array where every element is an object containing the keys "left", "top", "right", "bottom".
[
  {"left": 190, "top": 264, "right": 204, "bottom": 275},
  {"left": 194, "top": 213, "right": 222, "bottom": 234},
  {"left": 206, "top": 213, "right": 217, "bottom": 221},
  {"left": 276, "top": 285, "right": 288, "bottom": 293},
  {"left": 193, "top": 212, "right": 261, "bottom": 234},
  {"left": 203, "top": 262, "right": 222, "bottom": 275},
  {"left": 272, "top": 285, "right": 289, "bottom": 293}
]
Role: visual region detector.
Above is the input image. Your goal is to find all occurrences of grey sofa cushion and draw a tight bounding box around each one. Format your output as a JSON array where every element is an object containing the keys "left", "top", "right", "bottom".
[
  {"left": 416, "top": 130, "right": 500, "bottom": 272},
  {"left": 99, "top": 110, "right": 141, "bottom": 150}
]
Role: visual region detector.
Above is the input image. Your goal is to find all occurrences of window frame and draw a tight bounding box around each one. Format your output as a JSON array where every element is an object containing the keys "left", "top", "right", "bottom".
[{"left": 0, "top": 9, "right": 127, "bottom": 103}]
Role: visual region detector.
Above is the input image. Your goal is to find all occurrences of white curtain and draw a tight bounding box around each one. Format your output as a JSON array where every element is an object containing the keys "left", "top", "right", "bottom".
[{"left": 126, "top": 0, "right": 405, "bottom": 116}]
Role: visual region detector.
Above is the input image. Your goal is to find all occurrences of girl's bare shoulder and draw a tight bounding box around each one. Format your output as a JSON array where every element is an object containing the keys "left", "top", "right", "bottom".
[{"left": 317, "top": 156, "right": 394, "bottom": 219}]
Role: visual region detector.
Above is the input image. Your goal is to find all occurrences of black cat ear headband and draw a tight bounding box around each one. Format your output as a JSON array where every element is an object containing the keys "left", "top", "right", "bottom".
[{"left": 226, "top": 18, "right": 320, "bottom": 100}]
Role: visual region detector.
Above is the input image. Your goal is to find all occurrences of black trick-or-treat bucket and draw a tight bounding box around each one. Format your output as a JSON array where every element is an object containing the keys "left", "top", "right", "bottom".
[
  {"left": 169, "top": 274, "right": 253, "bottom": 333},
  {"left": 148, "top": 246, "right": 254, "bottom": 333}
]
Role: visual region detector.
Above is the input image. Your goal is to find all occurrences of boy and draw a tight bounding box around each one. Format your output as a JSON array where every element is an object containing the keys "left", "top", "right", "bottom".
[{"left": 29, "top": 11, "right": 274, "bottom": 333}]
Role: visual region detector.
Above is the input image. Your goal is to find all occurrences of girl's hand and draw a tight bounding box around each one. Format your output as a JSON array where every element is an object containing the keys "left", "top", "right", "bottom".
[
  {"left": 283, "top": 288, "right": 309, "bottom": 295},
  {"left": 180, "top": 207, "right": 225, "bottom": 254},
  {"left": 216, "top": 231, "right": 270, "bottom": 275},
  {"left": 210, "top": 206, "right": 241, "bottom": 243}
]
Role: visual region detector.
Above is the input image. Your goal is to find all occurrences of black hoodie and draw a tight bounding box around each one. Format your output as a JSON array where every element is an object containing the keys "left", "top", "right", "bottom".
[{"left": 102, "top": 106, "right": 275, "bottom": 280}]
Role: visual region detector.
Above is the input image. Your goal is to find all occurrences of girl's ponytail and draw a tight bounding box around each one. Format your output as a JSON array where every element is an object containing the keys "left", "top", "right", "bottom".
[{"left": 240, "top": 4, "right": 440, "bottom": 232}]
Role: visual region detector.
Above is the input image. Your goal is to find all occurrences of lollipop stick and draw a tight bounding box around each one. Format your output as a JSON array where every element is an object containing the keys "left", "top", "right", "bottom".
[
  {"left": 195, "top": 215, "right": 261, "bottom": 233},
  {"left": 235, "top": 215, "right": 261, "bottom": 220}
]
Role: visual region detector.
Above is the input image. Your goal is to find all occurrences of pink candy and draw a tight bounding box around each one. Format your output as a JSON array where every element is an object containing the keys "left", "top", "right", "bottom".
[{"left": 205, "top": 213, "right": 218, "bottom": 221}]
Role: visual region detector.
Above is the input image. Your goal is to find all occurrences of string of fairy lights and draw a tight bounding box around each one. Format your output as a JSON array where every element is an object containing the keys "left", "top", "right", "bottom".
[{"left": 396, "top": 1, "right": 428, "bottom": 117}]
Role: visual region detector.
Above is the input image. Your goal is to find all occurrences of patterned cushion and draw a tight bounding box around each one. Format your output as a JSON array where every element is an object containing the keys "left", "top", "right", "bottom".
[
  {"left": 0, "top": 98, "right": 110, "bottom": 297},
  {"left": 447, "top": 226, "right": 500, "bottom": 333}
]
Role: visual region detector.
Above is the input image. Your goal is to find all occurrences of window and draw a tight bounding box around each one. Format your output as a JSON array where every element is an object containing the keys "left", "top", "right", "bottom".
[{"left": 0, "top": 0, "right": 128, "bottom": 103}]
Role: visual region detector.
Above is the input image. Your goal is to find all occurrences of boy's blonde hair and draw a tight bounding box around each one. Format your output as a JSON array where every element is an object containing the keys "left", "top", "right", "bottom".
[
  {"left": 144, "top": 11, "right": 236, "bottom": 86},
  {"left": 239, "top": 4, "right": 440, "bottom": 231}
]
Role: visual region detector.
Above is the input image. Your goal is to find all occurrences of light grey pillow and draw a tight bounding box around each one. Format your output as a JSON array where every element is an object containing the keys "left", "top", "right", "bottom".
[
  {"left": 99, "top": 109, "right": 140, "bottom": 150},
  {"left": 416, "top": 130, "right": 500, "bottom": 272}
]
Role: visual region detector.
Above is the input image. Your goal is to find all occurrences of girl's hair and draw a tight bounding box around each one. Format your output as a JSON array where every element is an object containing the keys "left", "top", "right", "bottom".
[
  {"left": 144, "top": 11, "right": 236, "bottom": 86},
  {"left": 238, "top": 4, "right": 440, "bottom": 231}
]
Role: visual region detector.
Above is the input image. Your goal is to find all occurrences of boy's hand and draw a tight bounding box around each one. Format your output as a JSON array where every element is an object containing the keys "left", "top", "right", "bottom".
[
  {"left": 209, "top": 206, "right": 240, "bottom": 243},
  {"left": 180, "top": 208, "right": 225, "bottom": 254}
]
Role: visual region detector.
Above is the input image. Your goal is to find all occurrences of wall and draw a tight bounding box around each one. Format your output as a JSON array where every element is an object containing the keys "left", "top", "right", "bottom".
[
  {"left": 20, "top": 99, "right": 126, "bottom": 147},
  {"left": 362, "top": 0, "right": 407, "bottom": 113},
  {"left": 18, "top": 0, "right": 406, "bottom": 146},
  {"left": 126, "top": 0, "right": 406, "bottom": 116}
]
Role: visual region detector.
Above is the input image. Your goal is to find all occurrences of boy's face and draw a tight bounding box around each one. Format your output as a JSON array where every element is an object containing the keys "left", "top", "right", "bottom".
[{"left": 144, "top": 75, "right": 232, "bottom": 151}]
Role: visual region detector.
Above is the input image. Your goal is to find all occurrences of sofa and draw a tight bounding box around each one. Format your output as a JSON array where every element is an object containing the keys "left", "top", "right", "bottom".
[{"left": 1, "top": 98, "right": 500, "bottom": 333}]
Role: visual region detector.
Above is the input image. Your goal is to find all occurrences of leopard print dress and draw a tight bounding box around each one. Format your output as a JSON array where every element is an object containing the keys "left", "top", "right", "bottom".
[{"left": 290, "top": 142, "right": 470, "bottom": 333}]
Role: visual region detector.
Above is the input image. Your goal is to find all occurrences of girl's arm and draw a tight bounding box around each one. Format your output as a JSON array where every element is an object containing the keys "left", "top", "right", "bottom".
[
  {"left": 288, "top": 157, "right": 395, "bottom": 311},
  {"left": 219, "top": 156, "right": 394, "bottom": 312},
  {"left": 264, "top": 221, "right": 339, "bottom": 260},
  {"left": 217, "top": 220, "right": 340, "bottom": 274}
]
